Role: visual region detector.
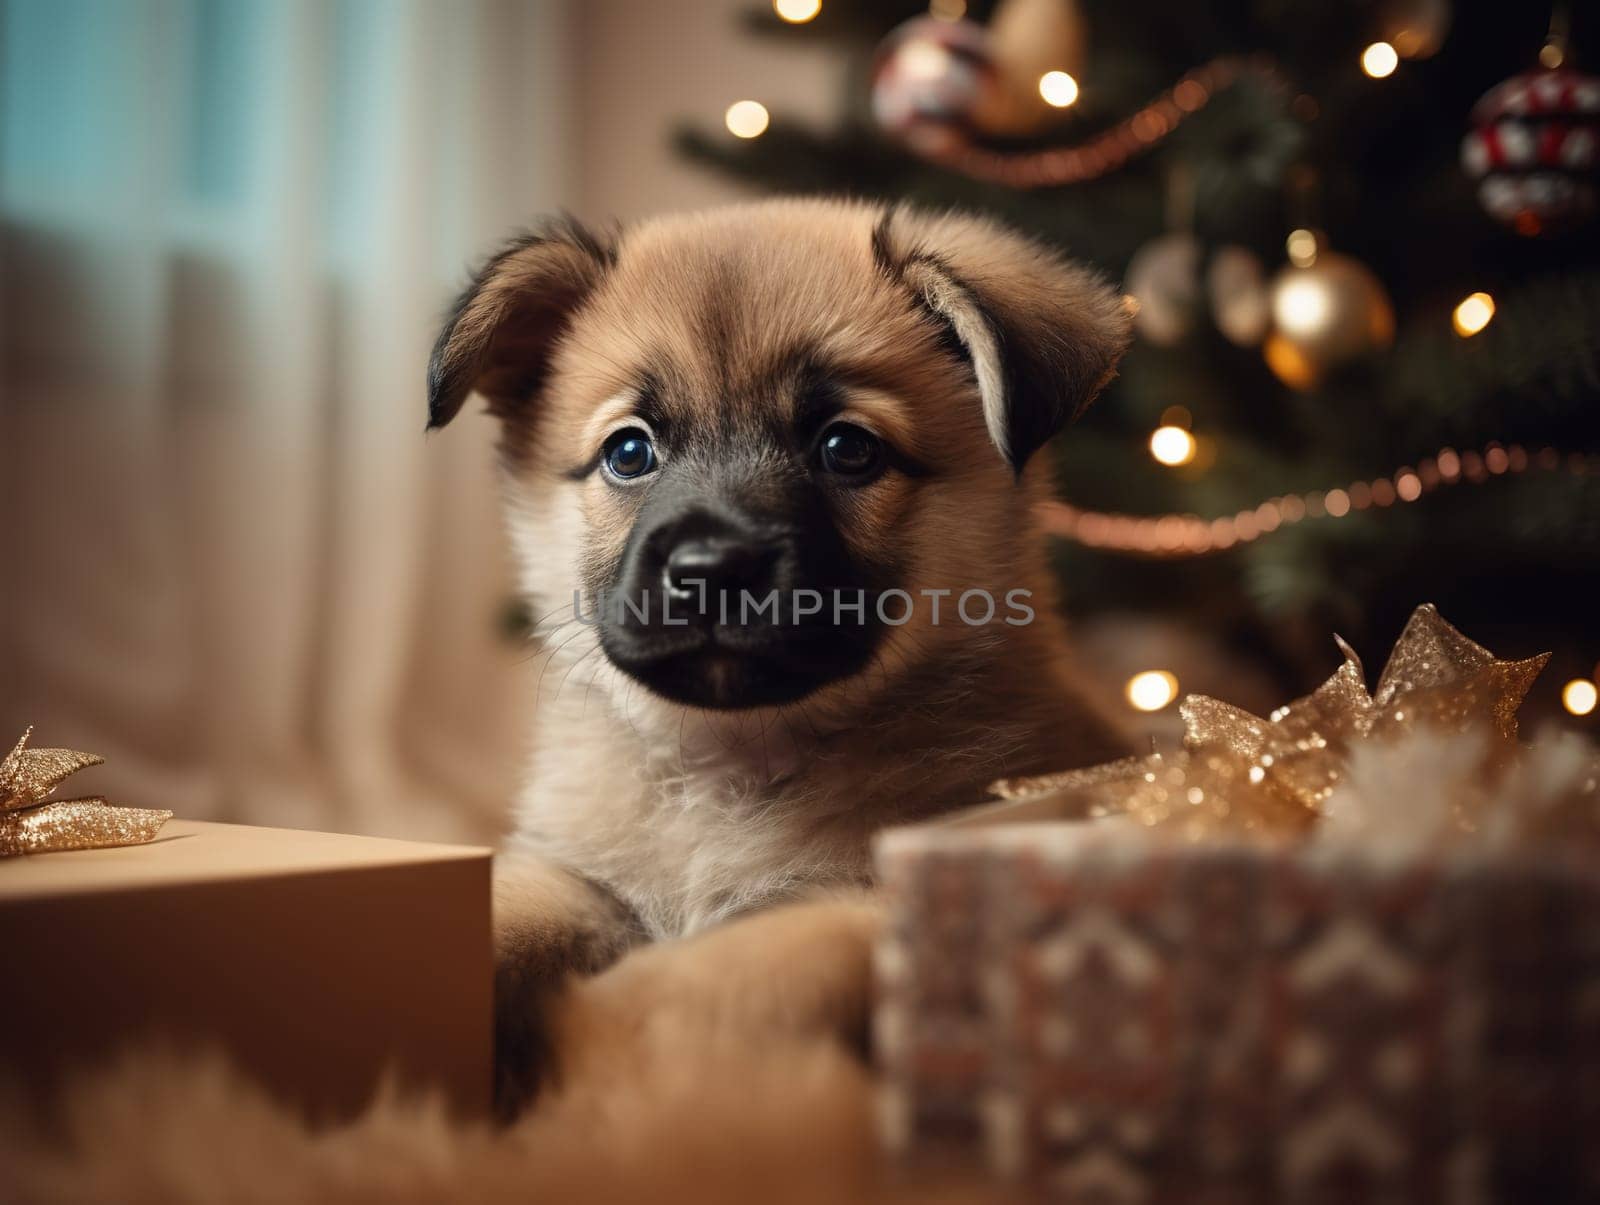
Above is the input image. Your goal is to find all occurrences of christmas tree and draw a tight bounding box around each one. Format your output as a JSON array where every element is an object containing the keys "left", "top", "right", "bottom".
[{"left": 677, "top": 0, "right": 1600, "bottom": 718}]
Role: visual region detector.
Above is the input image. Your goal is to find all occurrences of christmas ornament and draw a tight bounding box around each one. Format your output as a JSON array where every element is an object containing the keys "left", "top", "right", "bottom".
[
  {"left": 971, "top": 0, "right": 1087, "bottom": 138},
  {"left": 1261, "top": 233, "right": 1394, "bottom": 389},
  {"left": 0, "top": 728, "right": 172, "bottom": 856},
  {"left": 1124, "top": 233, "right": 1202, "bottom": 346},
  {"left": 1460, "top": 64, "right": 1600, "bottom": 237},
  {"left": 870, "top": 16, "right": 996, "bottom": 156},
  {"left": 1377, "top": 0, "right": 1451, "bottom": 60},
  {"left": 1206, "top": 244, "right": 1270, "bottom": 346},
  {"left": 988, "top": 604, "right": 1595, "bottom": 849}
]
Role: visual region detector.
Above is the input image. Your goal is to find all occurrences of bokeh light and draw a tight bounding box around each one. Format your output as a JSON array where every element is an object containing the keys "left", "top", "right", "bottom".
[
  {"left": 1452, "top": 292, "right": 1496, "bottom": 337},
  {"left": 1149, "top": 425, "right": 1198, "bottom": 467},
  {"left": 1126, "top": 670, "right": 1180, "bottom": 712},
  {"left": 724, "top": 100, "right": 770, "bottom": 139},
  {"left": 1285, "top": 228, "right": 1319, "bottom": 268},
  {"left": 1039, "top": 71, "right": 1080, "bottom": 108},
  {"left": 772, "top": 0, "right": 821, "bottom": 23},
  {"left": 1361, "top": 42, "right": 1399, "bottom": 78},
  {"left": 1562, "top": 679, "right": 1599, "bottom": 717}
]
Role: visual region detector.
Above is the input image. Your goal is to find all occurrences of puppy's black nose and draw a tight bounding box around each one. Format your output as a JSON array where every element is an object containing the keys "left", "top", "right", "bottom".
[{"left": 662, "top": 534, "right": 781, "bottom": 603}]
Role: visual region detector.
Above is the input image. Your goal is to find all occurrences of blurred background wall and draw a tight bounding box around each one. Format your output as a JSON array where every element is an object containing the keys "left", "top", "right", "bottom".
[{"left": 1, "top": 0, "right": 832, "bottom": 843}]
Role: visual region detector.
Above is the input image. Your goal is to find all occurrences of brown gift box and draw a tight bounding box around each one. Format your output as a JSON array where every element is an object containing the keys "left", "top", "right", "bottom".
[
  {"left": 874, "top": 820, "right": 1600, "bottom": 1203},
  {"left": 0, "top": 819, "right": 492, "bottom": 1121}
]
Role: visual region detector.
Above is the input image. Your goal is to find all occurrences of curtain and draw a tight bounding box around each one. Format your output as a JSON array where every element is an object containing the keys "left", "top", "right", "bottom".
[{"left": 1, "top": 0, "right": 576, "bottom": 842}]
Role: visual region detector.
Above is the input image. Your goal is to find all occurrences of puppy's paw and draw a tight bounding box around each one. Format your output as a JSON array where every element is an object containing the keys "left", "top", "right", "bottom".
[
  {"left": 491, "top": 854, "right": 642, "bottom": 1119},
  {"left": 550, "top": 892, "right": 885, "bottom": 1084}
]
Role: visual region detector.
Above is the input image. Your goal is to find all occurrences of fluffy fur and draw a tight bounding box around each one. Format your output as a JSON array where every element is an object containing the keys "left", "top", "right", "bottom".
[{"left": 1, "top": 901, "right": 1010, "bottom": 1204}]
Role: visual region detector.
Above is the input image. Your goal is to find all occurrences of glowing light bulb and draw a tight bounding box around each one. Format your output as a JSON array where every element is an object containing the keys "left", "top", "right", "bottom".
[
  {"left": 1562, "top": 679, "right": 1598, "bottom": 717},
  {"left": 1039, "top": 71, "right": 1080, "bottom": 108},
  {"left": 724, "top": 100, "right": 770, "bottom": 139},
  {"left": 773, "top": 0, "right": 821, "bottom": 22},
  {"left": 1452, "top": 292, "right": 1496, "bottom": 337},
  {"left": 1149, "top": 425, "right": 1197, "bottom": 467},
  {"left": 1126, "top": 670, "right": 1179, "bottom": 712},
  {"left": 1362, "top": 42, "right": 1399, "bottom": 78}
]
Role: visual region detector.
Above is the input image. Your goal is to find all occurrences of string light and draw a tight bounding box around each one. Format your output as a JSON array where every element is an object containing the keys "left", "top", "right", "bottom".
[
  {"left": 1037, "top": 444, "right": 1598, "bottom": 559},
  {"left": 1126, "top": 670, "right": 1180, "bottom": 712},
  {"left": 1149, "top": 425, "right": 1198, "bottom": 467},
  {"left": 1452, "top": 292, "right": 1496, "bottom": 337},
  {"left": 922, "top": 55, "right": 1290, "bottom": 188},
  {"left": 1361, "top": 42, "right": 1399, "bottom": 78},
  {"left": 773, "top": 0, "right": 820, "bottom": 22},
  {"left": 724, "top": 100, "right": 770, "bottom": 139},
  {"left": 1039, "top": 70, "right": 1080, "bottom": 108},
  {"left": 1563, "top": 679, "right": 1599, "bottom": 717},
  {"left": 1285, "top": 228, "right": 1319, "bottom": 268}
]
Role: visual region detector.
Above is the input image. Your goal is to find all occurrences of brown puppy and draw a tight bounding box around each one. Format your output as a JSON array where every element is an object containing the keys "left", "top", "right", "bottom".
[{"left": 427, "top": 198, "right": 1132, "bottom": 1112}]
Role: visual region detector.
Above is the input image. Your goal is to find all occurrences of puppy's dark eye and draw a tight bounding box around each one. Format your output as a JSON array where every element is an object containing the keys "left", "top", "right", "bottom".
[
  {"left": 817, "top": 423, "right": 883, "bottom": 479},
  {"left": 603, "top": 429, "right": 657, "bottom": 480}
]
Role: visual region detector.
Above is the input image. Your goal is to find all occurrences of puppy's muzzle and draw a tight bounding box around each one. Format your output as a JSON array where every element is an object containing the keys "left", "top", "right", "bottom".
[{"left": 599, "top": 500, "right": 878, "bottom": 709}]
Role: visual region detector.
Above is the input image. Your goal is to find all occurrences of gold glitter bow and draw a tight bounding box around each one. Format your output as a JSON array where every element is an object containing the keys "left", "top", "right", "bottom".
[
  {"left": 0, "top": 729, "right": 172, "bottom": 856},
  {"left": 989, "top": 604, "right": 1559, "bottom": 844}
]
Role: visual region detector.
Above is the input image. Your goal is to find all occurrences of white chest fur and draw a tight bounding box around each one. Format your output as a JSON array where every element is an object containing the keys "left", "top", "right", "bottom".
[{"left": 513, "top": 696, "right": 875, "bottom": 938}]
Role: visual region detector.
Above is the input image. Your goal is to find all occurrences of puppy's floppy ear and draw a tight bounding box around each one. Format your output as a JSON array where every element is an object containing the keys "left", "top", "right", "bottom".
[
  {"left": 873, "top": 207, "right": 1131, "bottom": 474},
  {"left": 427, "top": 217, "right": 614, "bottom": 430}
]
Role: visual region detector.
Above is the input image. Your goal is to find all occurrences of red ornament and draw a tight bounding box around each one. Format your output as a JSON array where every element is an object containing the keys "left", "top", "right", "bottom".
[
  {"left": 1460, "top": 65, "right": 1600, "bottom": 236},
  {"left": 871, "top": 17, "right": 997, "bottom": 157}
]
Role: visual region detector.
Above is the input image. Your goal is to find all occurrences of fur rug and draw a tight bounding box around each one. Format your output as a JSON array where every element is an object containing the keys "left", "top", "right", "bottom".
[{"left": 1, "top": 1039, "right": 998, "bottom": 1203}]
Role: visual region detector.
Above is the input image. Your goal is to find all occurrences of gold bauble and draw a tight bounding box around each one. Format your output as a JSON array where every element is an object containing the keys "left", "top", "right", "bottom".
[
  {"left": 971, "top": 0, "right": 1087, "bottom": 138},
  {"left": 1263, "top": 250, "right": 1395, "bottom": 390}
]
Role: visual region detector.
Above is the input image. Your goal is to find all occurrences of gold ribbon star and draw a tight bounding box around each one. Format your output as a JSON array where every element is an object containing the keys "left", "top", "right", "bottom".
[
  {"left": 0, "top": 728, "right": 172, "bottom": 856},
  {"left": 991, "top": 605, "right": 1566, "bottom": 845}
]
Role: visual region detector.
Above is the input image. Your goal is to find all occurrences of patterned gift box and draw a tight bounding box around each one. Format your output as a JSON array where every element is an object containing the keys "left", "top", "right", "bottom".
[{"left": 874, "top": 822, "right": 1600, "bottom": 1202}]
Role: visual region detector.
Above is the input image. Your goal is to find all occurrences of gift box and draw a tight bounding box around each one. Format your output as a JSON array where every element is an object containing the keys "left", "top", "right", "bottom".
[
  {"left": 873, "top": 607, "right": 1600, "bottom": 1201},
  {"left": 0, "top": 819, "right": 492, "bottom": 1120},
  {"left": 875, "top": 823, "right": 1600, "bottom": 1202}
]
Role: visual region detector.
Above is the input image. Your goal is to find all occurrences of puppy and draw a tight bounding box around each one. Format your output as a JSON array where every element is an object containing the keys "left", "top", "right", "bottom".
[{"left": 427, "top": 199, "right": 1133, "bottom": 1112}]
